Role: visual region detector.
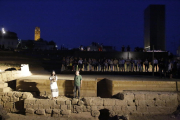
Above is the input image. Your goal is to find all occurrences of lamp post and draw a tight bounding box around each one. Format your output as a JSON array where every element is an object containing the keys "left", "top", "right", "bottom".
[{"left": 1, "top": 27, "right": 6, "bottom": 49}]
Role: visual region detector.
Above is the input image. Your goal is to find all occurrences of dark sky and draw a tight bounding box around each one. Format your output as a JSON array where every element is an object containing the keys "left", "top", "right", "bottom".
[{"left": 0, "top": 0, "right": 180, "bottom": 53}]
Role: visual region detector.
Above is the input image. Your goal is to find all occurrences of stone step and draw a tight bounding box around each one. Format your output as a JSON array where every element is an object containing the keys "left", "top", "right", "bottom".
[
  {"left": 0, "top": 82, "right": 8, "bottom": 88},
  {"left": 0, "top": 87, "right": 11, "bottom": 92}
]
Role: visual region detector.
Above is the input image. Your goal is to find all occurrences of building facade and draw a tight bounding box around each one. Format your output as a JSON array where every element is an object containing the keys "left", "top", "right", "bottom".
[
  {"left": 34, "top": 27, "right": 40, "bottom": 41},
  {"left": 0, "top": 31, "right": 18, "bottom": 49},
  {"left": 144, "top": 5, "right": 165, "bottom": 51}
]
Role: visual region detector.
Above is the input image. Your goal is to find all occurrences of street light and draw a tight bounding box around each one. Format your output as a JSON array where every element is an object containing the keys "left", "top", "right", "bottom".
[
  {"left": 2, "top": 27, "right": 6, "bottom": 34},
  {"left": 1, "top": 27, "right": 6, "bottom": 49}
]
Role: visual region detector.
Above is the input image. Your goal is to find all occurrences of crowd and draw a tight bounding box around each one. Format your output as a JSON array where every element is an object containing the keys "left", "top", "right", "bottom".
[{"left": 61, "top": 57, "right": 180, "bottom": 77}]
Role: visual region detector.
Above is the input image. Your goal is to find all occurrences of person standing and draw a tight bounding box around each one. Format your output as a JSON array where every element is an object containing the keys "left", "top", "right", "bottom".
[
  {"left": 153, "top": 58, "right": 158, "bottom": 72},
  {"left": 137, "top": 58, "right": 142, "bottom": 72},
  {"left": 113, "top": 58, "right": 118, "bottom": 71},
  {"left": 83, "top": 58, "right": 88, "bottom": 71},
  {"left": 49, "top": 70, "right": 58, "bottom": 100},
  {"left": 78, "top": 58, "right": 83, "bottom": 71},
  {"left": 126, "top": 58, "right": 131, "bottom": 72},
  {"left": 158, "top": 58, "right": 165, "bottom": 78},
  {"left": 130, "top": 58, "right": 135, "bottom": 72},
  {"left": 73, "top": 57, "right": 78, "bottom": 71},
  {"left": 144, "top": 59, "right": 149, "bottom": 72},
  {"left": 73, "top": 71, "right": 82, "bottom": 99},
  {"left": 88, "top": 58, "right": 92, "bottom": 71}
]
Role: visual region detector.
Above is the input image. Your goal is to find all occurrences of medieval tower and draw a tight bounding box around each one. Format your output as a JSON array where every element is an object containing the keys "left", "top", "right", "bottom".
[{"left": 34, "top": 27, "right": 40, "bottom": 41}]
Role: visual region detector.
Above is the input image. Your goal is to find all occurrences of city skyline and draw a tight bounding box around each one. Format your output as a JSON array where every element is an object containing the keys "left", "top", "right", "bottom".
[{"left": 0, "top": 0, "right": 180, "bottom": 53}]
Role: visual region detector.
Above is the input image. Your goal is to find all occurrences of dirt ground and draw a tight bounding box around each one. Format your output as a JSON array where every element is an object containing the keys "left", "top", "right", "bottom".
[{"left": 3, "top": 113, "right": 180, "bottom": 120}]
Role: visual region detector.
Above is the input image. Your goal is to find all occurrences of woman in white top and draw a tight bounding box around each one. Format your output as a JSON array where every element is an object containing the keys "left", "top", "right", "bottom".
[{"left": 49, "top": 70, "right": 58, "bottom": 100}]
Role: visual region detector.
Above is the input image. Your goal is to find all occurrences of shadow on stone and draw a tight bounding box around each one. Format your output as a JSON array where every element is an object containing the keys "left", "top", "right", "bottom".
[
  {"left": 99, "top": 109, "right": 110, "bottom": 120},
  {"left": 112, "top": 93, "right": 124, "bottom": 100}
]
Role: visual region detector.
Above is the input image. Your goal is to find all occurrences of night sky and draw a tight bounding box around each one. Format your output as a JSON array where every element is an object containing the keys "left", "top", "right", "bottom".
[{"left": 0, "top": 0, "right": 180, "bottom": 53}]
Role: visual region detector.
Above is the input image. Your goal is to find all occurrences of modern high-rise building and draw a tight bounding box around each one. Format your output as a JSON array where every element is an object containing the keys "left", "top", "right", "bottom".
[
  {"left": 144, "top": 5, "right": 165, "bottom": 51},
  {"left": 34, "top": 27, "right": 40, "bottom": 41}
]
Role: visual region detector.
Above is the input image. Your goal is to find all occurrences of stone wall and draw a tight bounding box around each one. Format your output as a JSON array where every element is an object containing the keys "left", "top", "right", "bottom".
[
  {"left": 24, "top": 91, "right": 179, "bottom": 118},
  {"left": 16, "top": 79, "right": 97, "bottom": 97},
  {"left": 0, "top": 91, "right": 33, "bottom": 113},
  {"left": 112, "top": 80, "right": 180, "bottom": 96}
]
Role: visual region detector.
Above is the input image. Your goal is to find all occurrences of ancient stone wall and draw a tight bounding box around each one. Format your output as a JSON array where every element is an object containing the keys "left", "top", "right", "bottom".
[
  {"left": 23, "top": 91, "right": 179, "bottom": 118},
  {"left": 16, "top": 79, "right": 97, "bottom": 97},
  {"left": 112, "top": 81, "right": 180, "bottom": 96}
]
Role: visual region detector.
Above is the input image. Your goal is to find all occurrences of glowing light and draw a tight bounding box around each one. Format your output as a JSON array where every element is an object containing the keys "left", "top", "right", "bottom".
[{"left": 2, "top": 28, "right": 6, "bottom": 34}]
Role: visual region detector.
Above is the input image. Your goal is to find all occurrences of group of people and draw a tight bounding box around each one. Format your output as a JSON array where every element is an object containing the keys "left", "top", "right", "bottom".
[
  {"left": 61, "top": 57, "right": 179, "bottom": 73},
  {"left": 49, "top": 70, "right": 82, "bottom": 100}
]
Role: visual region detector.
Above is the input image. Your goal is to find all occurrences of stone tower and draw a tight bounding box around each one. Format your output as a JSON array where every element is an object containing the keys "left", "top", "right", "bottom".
[{"left": 34, "top": 27, "right": 40, "bottom": 41}]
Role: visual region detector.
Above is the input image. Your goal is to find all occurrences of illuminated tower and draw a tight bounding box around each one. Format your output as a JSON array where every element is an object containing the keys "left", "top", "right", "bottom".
[{"left": 34, "top": 27, "right": 40, "bottom": 41}]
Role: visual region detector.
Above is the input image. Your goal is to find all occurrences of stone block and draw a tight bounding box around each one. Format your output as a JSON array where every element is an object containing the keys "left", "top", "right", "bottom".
[
  {"left": 75, "top": 105, "right": 83, "bottom": 113},
  {"left": 146, "top": 93, "right": 158, "bottom": 100},
  {"left": 24, "top": 99, "right": 35, "bottom": 104},
  {"left": 136, "top": 106, "right": 147, "bottom": 112},
  {"left": 155, "top": 100, "right": 166, "bottom": 106},
  {"left": 72, "top": 98, "right": 78, "bottom": 105},
  {"left": 104, "top": 106, "right": 112, "bottom": 111},
  {"left": 22, "top": 92, "right": 33, "bottom": 99},
  {"left": 61, "top": 105, "right": 67, "bottom": 110},
  {"left": 53, "top": 109, "right": 61, "bottom": 114},
  {"left": 57, "top": 100, "right": 65, "bottom": 105},
  {"left": 7, "top": 92, "right": 14, "bottom": 97},
  {"left": 86, "top": 106, "right": 91, "bottom": 112},
  {"left": 166, "top": 99, "right": 178, "bottom": 107},
  {"left": 127, "top": 100, "right": 135, "bottom": 106},
  {"left": 103, "top": 99, "right": 116, "bottom": 106},
  {"left": 38, "top": 104, "right": 44, "bottom": 109},
  {"left": 15, "top": 92, "right": 23, "bottom": 98},
  {"left": 61, "top": 110, "right": 71, "bottom": 115},
  {"left": 66, "top": 100, "right": 71, "bottom": 105},
  {"left": 127, "top": 106, "right": 136, "bottom": 113},
  {"left": 91, "top": 106, "right": 97, "bottom": 111},
  {"left": 97, "top": 106, "right": 104, "bottom": 110},
  {"left": 48, "top": 100, "right": 56, "bottom": 106},
  {"left": 1, "top": 96, "right": 9, "bottom": 102},
  {"left": 54, "top": 105, "right": 60, "bottom": 109},
  {"left": 169, "top": 93, "right": 177, "bottom": 100},
  {"left": 121, "top": 106, "right": 128, "bottom": 111},
  {"left": 36, "top": 109, "right": 45, "bottom": 115},
  {"left": 115, "top": 100, "right": 127, "bottom": 106},
  {"left": 83, "top": 97, "right": 92, "bottom": 106},
  {"left": 109, "top": 110, "right": 116, "bottom": 117},
  {"left": 91, "top": 110, "right": 100, "bottom": 117},
  {"left": 91, "top": 98, "right": 103, "bottom": 106},
  {"left": 134, "top": 93, "right": 145, "bottom": 100},
  {"left": 78, "top": 100, "right": 84, "bottom": 106},
  {"left": 112, "top": 106, "right": 121, "bottom": 112},
  {"left": 145, "top": 100, "right": 155, "bottom": 107},
  {"left": 45, "top": 109, "right": 52, "bottom": 114},
  {"left": 124, "top": 93, "right": 134, "bottom": 100},
  {"left": 33, "top": 104, "right": 38, "bottom": 110},
  {"left": 26, "top": 108, "right": 34, "bottom": 114},
  {"left": 159, "top": 94, "right": 169, "bottom": 100},
  {"left": 43, "top": 104, "right": 51, "bottom": 109},
  {"left": 0, "top": 87, "right": 11, "bottom": 92},
  {"left": 67, "top": 105, "right": 71, "bottom": 110}
]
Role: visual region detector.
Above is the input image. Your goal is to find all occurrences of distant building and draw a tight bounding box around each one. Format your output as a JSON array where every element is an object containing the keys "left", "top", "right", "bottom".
[
  {"left": 34, "top": 27, "right": 40, "bottom": 41},
  {"left": 0, "top": 31, "right": 18, "bottom": 49},
  {"left": 87, "top": 42, "right": 115, "bottom": 51},
  {"left": 20, "top": 40, "right": 55, "bottom": 50},
  {"left": 144, "top": 5, "right": 165, "bottom": 51}
]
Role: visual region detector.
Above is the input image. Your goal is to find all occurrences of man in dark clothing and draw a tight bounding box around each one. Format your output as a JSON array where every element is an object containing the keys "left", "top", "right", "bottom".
[
  {"left": 73, "top": 57, "right": 78, "bottom": 71},
  {"left": 73, "top": 71, "right": 82, "bottom": 99},
  {"left": 158, "top": 58, "right": 165, "bottom": 78}
]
